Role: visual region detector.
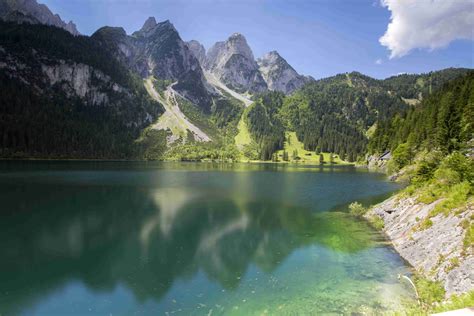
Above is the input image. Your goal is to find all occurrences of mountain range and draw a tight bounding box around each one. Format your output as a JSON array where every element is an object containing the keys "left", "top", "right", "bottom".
[
  {"left": 0, "top": 0, "right": 471, "bottom": 161},
  {"left": 0, "top": 0, "right": 79, "bottom": 35}
]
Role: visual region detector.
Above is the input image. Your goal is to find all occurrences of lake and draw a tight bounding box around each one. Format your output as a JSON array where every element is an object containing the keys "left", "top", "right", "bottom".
[{"left": 0, "top": 161, "right": 415, "bottom": 315}]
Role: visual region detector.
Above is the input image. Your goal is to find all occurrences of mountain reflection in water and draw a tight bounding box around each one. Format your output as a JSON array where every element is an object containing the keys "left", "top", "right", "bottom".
[{"left": 0, "top": 162, "right": 411, "bottom": 315}]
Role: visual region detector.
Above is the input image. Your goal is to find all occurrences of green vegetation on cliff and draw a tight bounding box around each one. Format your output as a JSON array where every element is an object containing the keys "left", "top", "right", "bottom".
[{"left": 369, "top": 71, "right": 474, "bottom": 237}]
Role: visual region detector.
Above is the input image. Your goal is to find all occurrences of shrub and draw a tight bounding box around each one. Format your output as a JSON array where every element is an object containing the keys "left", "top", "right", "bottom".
[
  {"left": 464, "top": 221, "right": 474, "bottom": 250},
  {"left": 391, "top": 143, "right": 413, "bottom": 171},
  {"left": 417, "top": 185, "right": 444, "bottom": 204},
  {"left": 439, "top": 152, "right": 474, "bottom": 183},
  {"left": 349, "top": 202, "right": 366, "bottom": 216},
  {"left": 402, "top": 185, "right": 417, "bottom": 196},
  {"left": 431, "top": 181, "right": 471, "bottom": 216},
  {"left": 415, "top": 277, "right": 445, "bottom": 305},
  {"left": 411, "top": 150, "right": 443, "bottom": 184},
  {"left": 432, "top": 291, "right": 474, "bottom": 313},
  {"left": 416, "top": 218, "right": 433, "bottom": 231},
  {"left": 368, "top": 215, "right": 385, "bottom": 230},
  {"left": 445, "top": 257, "right": 460, "bottom": 273},
  {"left": 434, "top": 167, "right": 461, "bottom": 186},
  {"left": 387, "top": 158, "right": 400, "bottom": 175}
]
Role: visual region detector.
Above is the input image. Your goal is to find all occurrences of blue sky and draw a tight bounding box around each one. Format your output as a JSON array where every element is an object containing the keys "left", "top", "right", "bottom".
[{"left": 41, "top": 0, "right": 473, "bottom": 79}]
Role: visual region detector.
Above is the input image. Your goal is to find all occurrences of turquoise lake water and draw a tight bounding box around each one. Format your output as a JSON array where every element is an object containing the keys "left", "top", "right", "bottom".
[{"left": 0, "top": 162, "right": 415, "bottom": 315}]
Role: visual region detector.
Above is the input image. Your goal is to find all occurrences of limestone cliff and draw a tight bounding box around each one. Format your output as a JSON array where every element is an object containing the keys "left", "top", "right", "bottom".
[
  {"left": 257, "top": 51, "right": 312, "bottom": 94},
  {"left": 205, "top": 33, "right": 267, "bottom": 93},
  {"left": 366, "top": 196, "right": 473, "bottom": 297},
  {"left": 93, "top": 17, "right": 212, "bottom": 111}
]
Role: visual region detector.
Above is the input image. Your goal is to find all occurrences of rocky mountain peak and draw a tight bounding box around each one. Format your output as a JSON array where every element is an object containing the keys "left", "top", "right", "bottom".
[
  {"left": 262, "top": 50, "right": 281, "bottom": 60},
  {"left": 134, "top": 17, "right": 177, "bottom": 38},
  {"left": 159, "top": 19, "right": 177, "bottom": 33},
  {"left": 65, "top": 20, "right": 79, "bottom": 35},
  {"left": 186, "top": 40, "right": 207, "bottom": 67},
  {"left": 224, "top": 32, "right": 254, "bottom": 61},
  {"left": 203, "top": 32, "right": 311, "bottom": 94},
  {"left": 228, "top": 32, "right": 244, "bottom": 41},
  {"left": 140, "top": 16, "right": 157, "bottom": 32},
  {"left": 257, "top": 50, "right": 311, "bottom": 94},
  {"left": 205, "top": 33, "right": 266, "bottom": 93},
  {"left": 0, "top": 0, "right": 80, "bottom": 35},
  {"left": 258, "top": 50, "right": 286, "bottom": 66}
]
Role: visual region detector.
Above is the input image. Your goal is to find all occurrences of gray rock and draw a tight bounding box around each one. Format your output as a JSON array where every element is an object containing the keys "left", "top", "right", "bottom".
[
  {"left": 257, "top": 51, "right": 311, "bottom": 94},
  {"left": 206, "top": 33, "right": 267, "bottom": 93},
  {"left": 366, "top": 196, "right": 474, "bottom": 297},
  {"left": 186, "top": 40, "right": 207, "bottom": 67},
  {"left": 0, "top": 0, "right": 80, "bottom": 35},
  {"left": 92, "top": 17, "right": 212, "bottom": 111},
  {"left": 2, "top": 9, "right": 38, "bottom": 24},
  {"left": 367, "top": 154, "right": 388, "bottom": 172},
  {"left": 41, "top": 61, "right": 130, "bottom": 106}
]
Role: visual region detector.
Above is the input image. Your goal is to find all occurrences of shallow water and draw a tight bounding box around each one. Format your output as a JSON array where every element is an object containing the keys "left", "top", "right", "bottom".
[{"left": 0, "top": 161, "right": 415, "bottom": 315}]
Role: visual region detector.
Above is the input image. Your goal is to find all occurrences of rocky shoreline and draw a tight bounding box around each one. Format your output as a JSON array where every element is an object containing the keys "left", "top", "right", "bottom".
[{"left": 365, "top": 195, "right": 473, "bottom": 297}]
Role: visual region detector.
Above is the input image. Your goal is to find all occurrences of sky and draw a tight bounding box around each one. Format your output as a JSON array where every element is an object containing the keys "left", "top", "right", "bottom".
[{"left": 40, "top": 0, "right": 473, "bottom": 79}]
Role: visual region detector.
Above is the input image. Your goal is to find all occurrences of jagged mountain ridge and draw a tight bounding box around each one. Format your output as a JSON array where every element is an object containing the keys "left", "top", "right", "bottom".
[
  {"left": 257, "top": 51, "right": 313, "bottom": 94},
  {"left": 92, "top": 17, "right": 212, "bottom": 111},
  {"left": 204, "top": 33, "right": 267, "bottom": 94},
  {"left": 186, "top": 40, "right": 206, "bottom": 66},
  {"left": 187, "top": 35, "right": 312, "bottom": 95},
  {"left": 0, "top": 0, "right": 80, "bottom": 35}
]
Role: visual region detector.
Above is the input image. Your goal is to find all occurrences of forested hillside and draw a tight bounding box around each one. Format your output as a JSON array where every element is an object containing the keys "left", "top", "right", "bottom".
[
  {"left": 382, "top": 68, "right": 472, "bottom": 100},
  {"left": 242, "top": 69, "right": 470, "bottom": 162},
  {"left": 246, "top": 92, "right": 286, "bottom": 160},
  {"left": 365, "top": 72, "right": 473, "bottom": 247},
  {"left": 360, "top": 73, "right": 474, "bottom": 305},
  {"left": 369, "top": 71, "right": 474, "bottom": 163},
  {"left": 0, "top": 21, "right": 163, "bottom": 159}
]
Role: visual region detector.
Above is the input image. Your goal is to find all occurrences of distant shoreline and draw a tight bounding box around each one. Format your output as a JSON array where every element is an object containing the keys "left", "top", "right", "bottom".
[{"left": 0, "top": 157, "right": 357, "bottom": 167}]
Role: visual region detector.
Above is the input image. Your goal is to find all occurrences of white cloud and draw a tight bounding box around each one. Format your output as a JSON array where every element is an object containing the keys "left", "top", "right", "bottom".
[
  {"left": 379, "top": 0, "right": 474, "bottom": 58},
  {"left": 375, "top": 58, "right": 383, "bottom": 65}
]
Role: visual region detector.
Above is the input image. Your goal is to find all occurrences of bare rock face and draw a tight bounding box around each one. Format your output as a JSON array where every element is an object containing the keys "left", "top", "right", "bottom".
[
  {"left": 92, "top": 26, "right": 148, "bottom": 77},
  {"left": 0, "top": 0, "right": 80, "bottom": 35},
  {"left": 186, "top": 40, "right": 206, "bottom": 67},
  {"left": 367, "top": 154, "right": 389, "bottom": 172},
  {"left": 257, "top": 51, "right": 311, "bottom": 94},
  {"left": 206, "top": 33, "right": 267, "bottom": 93},
  {"left": 2, "top": 9, "right": 38, "bottom": 24},
  {"left": 366, "top": 196, "right": 474, "bottom": 297},
  {"left": 93, "top": 17, "right": 212, "bottom": 111},
  {"left": 1, "top": 52, "right": 134, "bottom": 108},
  {"left": 41, "top": 61, "right": 129, "bottom": 106}
]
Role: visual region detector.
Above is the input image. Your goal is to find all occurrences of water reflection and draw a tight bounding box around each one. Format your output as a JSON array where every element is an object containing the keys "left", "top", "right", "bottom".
[
  {"left": 0, "top": 183, "right": 382, "bottom": 315},
  {"left": 0, "top": 162, "right": 409, "bottom": 314}
]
